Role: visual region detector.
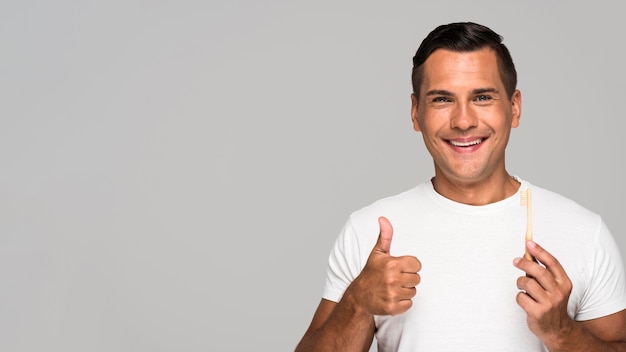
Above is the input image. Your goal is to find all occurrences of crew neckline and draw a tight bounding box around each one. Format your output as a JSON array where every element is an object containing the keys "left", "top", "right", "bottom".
[{"left": 422, "top": 176, "right": 530, "bottom": 213}]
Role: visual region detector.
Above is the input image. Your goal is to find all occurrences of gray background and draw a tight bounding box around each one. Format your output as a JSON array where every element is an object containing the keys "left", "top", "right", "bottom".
[{"left": 1, "top": 1, "right": 624, "bottom": 351}]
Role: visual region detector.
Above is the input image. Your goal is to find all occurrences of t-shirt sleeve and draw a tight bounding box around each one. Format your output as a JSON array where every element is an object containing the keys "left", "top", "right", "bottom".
[
  {"left": 322, "top": 218, "right": 364, "bottom": 303},
  {"left": 576, "top": 221, "right": 626, "bottom": 321}
]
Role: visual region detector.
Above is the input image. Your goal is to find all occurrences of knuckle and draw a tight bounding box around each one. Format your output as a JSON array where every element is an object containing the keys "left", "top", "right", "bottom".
[
  {"left": 382, "top": 301, "right": 396, "bottom": 314},
  {"left": 384, "top": 259, "right": 399, "bottom": 271},
  {"left": 383, "top": 276, "right": 397, "bottom": 287},
  {"left": 563, "top": 279, "right": 573, "bottom": 291},
  {"left": 553, "top": 290, "right": 568, "bottom": 303}
]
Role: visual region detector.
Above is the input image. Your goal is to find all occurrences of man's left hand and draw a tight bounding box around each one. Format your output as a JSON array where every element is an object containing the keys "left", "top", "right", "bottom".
[{"left": 513, "top": 240, "right": 575, "bottom": 344}]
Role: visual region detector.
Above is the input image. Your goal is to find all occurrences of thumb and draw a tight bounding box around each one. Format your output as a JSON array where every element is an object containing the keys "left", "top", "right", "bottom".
[{"left": 373, "top": 216, "right": 394, "bottom": 255}]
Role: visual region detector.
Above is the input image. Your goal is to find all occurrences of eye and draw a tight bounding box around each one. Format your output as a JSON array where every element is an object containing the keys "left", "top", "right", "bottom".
[
  {"left": 432, "top": 96, "right": 451, "bottom": 103},
  {"left": 473, "top": 95, "right": 493, "bottom": 104}
]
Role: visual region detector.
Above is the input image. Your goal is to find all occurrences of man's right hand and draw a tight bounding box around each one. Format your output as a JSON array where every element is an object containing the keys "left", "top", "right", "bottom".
[
  {"left": 347, "top": 216, "right": 422, "bottom": 316},
  {"left": 295, "top": 216, "right": 421, "bottom": 352}
]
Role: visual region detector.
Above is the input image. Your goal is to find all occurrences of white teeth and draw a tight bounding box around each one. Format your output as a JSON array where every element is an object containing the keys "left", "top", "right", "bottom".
[{"left": 449, "top": 138, "right": 483, "bottom": 147}]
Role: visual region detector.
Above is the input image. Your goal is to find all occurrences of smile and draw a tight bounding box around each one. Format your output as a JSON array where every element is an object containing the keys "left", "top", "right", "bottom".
[{"left": 448, "top": 138, "right": 484, "bottom": 147}]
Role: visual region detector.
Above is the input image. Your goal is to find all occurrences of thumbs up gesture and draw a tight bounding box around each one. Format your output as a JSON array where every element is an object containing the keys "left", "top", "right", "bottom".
[{"left": 346, "top": 217, "right": 422, "bottom": 316}]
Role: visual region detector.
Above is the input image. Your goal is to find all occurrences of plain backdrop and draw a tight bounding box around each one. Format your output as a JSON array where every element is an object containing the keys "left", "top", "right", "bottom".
[{"left": 1, "top": 1, "right": 624, "bottom": 351}]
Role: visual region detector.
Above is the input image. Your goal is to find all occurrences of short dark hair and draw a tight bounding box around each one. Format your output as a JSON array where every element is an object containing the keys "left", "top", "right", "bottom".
[{"left": 411, "top": 22, "right": 517, "bottom": 99}]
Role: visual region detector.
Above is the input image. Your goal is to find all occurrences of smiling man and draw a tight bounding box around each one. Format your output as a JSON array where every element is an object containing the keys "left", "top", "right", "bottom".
[
  {"left": 411, "top": 47, "right": 520, "bottom": 205},
  {"left": 295, "top": 22, "right": 626, "bottom": 351}
]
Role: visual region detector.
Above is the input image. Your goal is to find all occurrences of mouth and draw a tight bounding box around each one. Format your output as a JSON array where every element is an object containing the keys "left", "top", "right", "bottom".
[{"left": 447, "top": 138, "right": 484, "bottom": 147}]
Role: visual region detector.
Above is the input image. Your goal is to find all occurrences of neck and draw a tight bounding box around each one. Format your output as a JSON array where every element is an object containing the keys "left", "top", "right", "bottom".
[{"left": 431, "top": 173, "right": 520, "bottom": 206}]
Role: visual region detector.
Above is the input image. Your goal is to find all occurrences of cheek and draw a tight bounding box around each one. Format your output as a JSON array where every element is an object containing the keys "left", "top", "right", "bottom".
[{"left": 418, "top": 111, "right": 449, "bottom": 134}]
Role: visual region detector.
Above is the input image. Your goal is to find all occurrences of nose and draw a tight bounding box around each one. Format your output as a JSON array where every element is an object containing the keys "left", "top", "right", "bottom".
[{"left": 450, "top": 103, "right": 478, "bottom": 130}]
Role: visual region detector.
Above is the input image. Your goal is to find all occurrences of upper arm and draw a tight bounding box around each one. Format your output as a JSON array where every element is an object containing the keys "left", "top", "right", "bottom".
[{"left": 580, "top": 309, "right": 626, "bottom": 343}]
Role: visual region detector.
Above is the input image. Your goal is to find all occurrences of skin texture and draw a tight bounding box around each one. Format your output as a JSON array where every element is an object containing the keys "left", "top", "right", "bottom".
[{"left": 295, "top": 48, "right": 626, "bottom": 351}]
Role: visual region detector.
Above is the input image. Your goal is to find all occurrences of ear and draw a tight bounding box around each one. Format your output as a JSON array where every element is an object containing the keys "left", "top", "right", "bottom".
[
  {"left": 411, "top": 93, "right": 421, "bottom": 132},
  {"left": 510, "top": 89, "right": 522, "bottom": 128}
]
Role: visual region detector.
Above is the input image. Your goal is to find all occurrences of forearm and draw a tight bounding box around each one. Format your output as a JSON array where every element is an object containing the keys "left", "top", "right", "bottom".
[
  {"left": 544, "top": 320, "right": 626, "bottom": 352},
  {"left": 295, "top": 294, "right": 375, "bottom": 352}
]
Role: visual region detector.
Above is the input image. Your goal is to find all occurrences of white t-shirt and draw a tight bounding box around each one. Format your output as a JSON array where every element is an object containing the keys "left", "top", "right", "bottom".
[{"left": 323, "top": 179, "right": 626, "bottom": 351}]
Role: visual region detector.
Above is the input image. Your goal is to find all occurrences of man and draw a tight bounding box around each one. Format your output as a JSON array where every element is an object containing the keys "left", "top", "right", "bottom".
[{"left": 295, "top": 22, "right": 626, "bottom": 351}]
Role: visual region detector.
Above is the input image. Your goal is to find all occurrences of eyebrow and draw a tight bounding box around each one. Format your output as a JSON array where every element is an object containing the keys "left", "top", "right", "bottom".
[
  {"left": 473, "top": 87, "right": 500, "bottom": 95},
  {"left": 425, "top": 89, "right": 453, "bottom": 97},
  {"left": 424, "top": 88, "right": 500, "bottom": 96}
]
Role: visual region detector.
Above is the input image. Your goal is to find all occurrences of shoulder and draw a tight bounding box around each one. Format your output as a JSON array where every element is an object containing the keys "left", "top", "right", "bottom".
[
  {"left": 528, "top": 183, "right": 602, "bottom": 228},
  {"left": 340, "top": 182, "right": 432, "bottom": 244},
  {"left": 349, "top": 183, "right": 428, "bottom": 220},
  {"left": 524, "top": 182, "right": 611, "bottom": 278}
]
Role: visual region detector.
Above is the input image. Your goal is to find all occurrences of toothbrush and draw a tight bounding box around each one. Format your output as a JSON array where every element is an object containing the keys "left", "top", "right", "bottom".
[{"left": 520, "top": 188, "right": 535, "bottom": 262}]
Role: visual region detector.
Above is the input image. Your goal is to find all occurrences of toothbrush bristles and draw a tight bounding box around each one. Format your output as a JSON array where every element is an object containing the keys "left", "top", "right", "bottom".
[{"left": 520, "top": 189, "right": 529, "bottom": 205}]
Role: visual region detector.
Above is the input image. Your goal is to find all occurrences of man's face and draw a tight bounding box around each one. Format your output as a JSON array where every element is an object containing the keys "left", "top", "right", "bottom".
[{"left": 411, "top": 48, "right": 521, "bottom": 186}]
